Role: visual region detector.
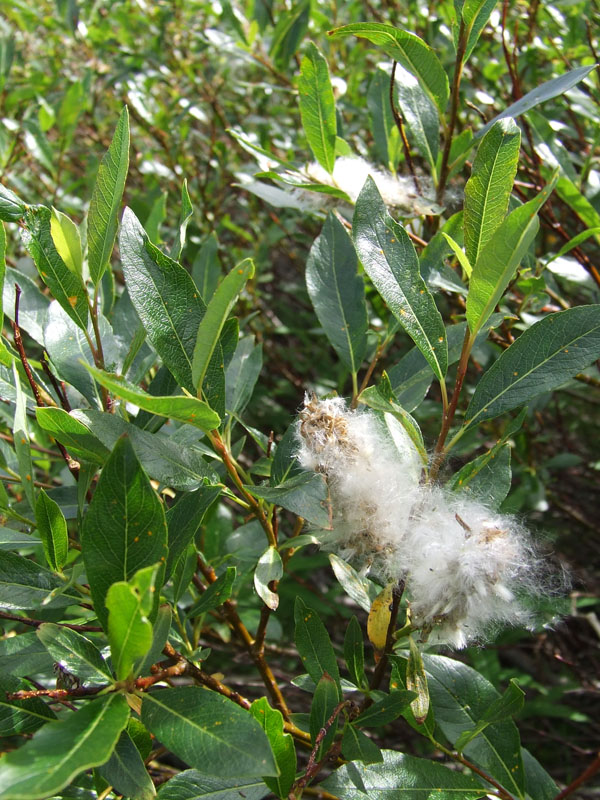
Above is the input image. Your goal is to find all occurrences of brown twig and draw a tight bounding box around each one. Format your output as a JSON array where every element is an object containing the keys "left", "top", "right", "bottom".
[
  {"left": 0, "top": 610, "right": 102, "bottom": 631},
  {"left": 291, "top": 701, "right": 348, "bottom": 797},
  {"left": 389, "top": 61, "right": 421, "bottom": 194},
  {"left": 40, "top": 353, "right": 71, "bottom": 411},
  {"left": 436, "top": 18, "right": 467, "bottom": 204}
]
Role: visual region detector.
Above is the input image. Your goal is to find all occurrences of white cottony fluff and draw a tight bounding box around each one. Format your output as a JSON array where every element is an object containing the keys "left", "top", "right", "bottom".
[{"left": 297, "top": 396, "right": 547, "bottom": 648}]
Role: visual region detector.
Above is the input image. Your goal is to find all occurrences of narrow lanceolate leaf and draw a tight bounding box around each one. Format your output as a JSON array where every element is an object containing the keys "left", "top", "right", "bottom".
[
  {"left": 455, "top": 679, "right": 525, "bottom": 752},
  {"left": 341, "top": 725, "right": 383, "bottom": 764},
  {"left": 35, "top": 407, "right": 110, "bottom": 464},
  {"left": 84, "top": 365, "right": 220, "bottom": 432},
  {"left": 463, "top": 118, "right": 521, "bottom": 267},
  {"left": 119, "top": 207, "right": 206, "bottom": 393},
  {"left": 0, "top": 183, "right": 26, "bottom": 222},
  {"left": 344, "top": 616, "right": 367, "bottom": 689},
  {"left": 21, "top": 206, "right": 88, "bottom": 332},
  {"left": 353, "top": 691, "right": 415, "bottom": 728},
  {"left": 353, "top": 178, "right": 447, "bottom": 379},
  {"left": 298, "top": 42, "right": 337, "bottom": 173},
  {"left": 97, "top": 730, "right": 156, "bottom": 800},
  {"left": 156, "top": 772, "right": 269, "bottom": 800},
  {"left": 171, "top": 179, "right": 193, "bottom": 262},
  {"left": 191, "top": 259, "right": 254, "bottom": 393},
  {"left": 36, "top": 623, "right": 113, "bottom": 684},
  {"left": 394, "top": 63, "right": 439, "bottom": 178},
  {"left": 50, "top": 208, "right": 83, "bottom": 276},
  {"left": 406, "top": 636, "right": 429, "bottom": 725},
  {"left": 88, "top": 107, "right": 130, "bottom": 284},
  {"left": 461, "top": 0, "right": 499, "bottom": 62},
  {"left": 250, "top": 698, "right": 296, "bottom": 799},
  {"left": 142, "top": 687, "right": 278, "bottom": 779},
  {"left": 0, "top": 693, "right": 129, "bottom": 800},
  {"left": 476, "top": 64, "right": 598, "bottom": 138},
  {"left": 306, "top": 213, "right": 367, "bottom": 373},
  {"left": 254, "top": 547, "right": 283, "bottom": 611},
  {"left": 367, "top": 584, "right": 395, "bottom": 653},
  {"left": 0, "top": 552, "right": 79, "bottom": 611},
  {"left": 368, "top": 68, "right": 402, "bottom": 170},
  {"left": 321, "top": 750, "right": 486, "bottom": 798},
  {"left": 294, "top": 596, "right": 340, "bottom": 691},
  {"left": 80, "top": 436, "right": 168, "bottom": 631},
  {"left": 310, "top": 674, "right": 339, "bottom": 757},
  {"left": 106, "top": 569, "right": 156, "bottom": 680},
  {"left": 186, "top": 566, "right": 236, "bottom": 618},
  {"left": 328, "top": 23, "right": 449, "bottom": 112},
  {"left": 466, "top": 305, "right": 600, "bottom": 427},
  {"left": 466, "top": 176, "right": 557, "bottom": 334},
  {"left": 35, "top": 490, "right": 68, "bottom": 573}
]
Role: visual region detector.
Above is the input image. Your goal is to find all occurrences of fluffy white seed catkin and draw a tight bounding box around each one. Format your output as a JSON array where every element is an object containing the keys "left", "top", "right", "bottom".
[{"left": 297, "top": 396, "right": 548, "bottom": 648}]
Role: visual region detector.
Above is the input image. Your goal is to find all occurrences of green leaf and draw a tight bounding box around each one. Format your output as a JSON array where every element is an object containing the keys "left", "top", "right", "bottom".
[
  {"left": 522, "top": 748, "right": 559, "bottom": 800},
  {"left": 389, "top": 657, "right": 436, "bottom": 738},
  {"left": 0, "top": 184, "right": 26, "bottom": 222},
  {"left": 447, "top": 443, "right": 512, "bottom": 509},
  {"left": 328, "top": 23, "right": 449, "bottom": 112},
  {"left": 353, "top": 691, "right": 415, "bottom": 728},
  {"left": 34, "top": 490, "right": 68, "bottom": 573},
  {"left": 461, "top": 0, "right": 499, "bottom": 62},
  {"left": 344, "top": 616, "right": 367, "bottom": 690},
  {"left": 249, "top": 698, "right": 296, "bottom": 798},
  {"left": 80, "top": 435, "right": 168, "bottom": 631},
  {"left": 0, "top": 551, "right": 79, "bottom": 610},
  {"left": 423, "top": 654, "right": 525, "bottom": 796},
  {"left": 0, "top": 693, "right": 129, "bottom": 800},
  {"left": 171, "top": 179, "right": 193, "bottom": 262},
  {"left": 341, "top": 725, "right": 383, "bottom": 764},
  {"left": 35, "top": 407, "right": 110, "bottom": 464},
  {"left": 441, "top": 232, "right": 472, "bottom": 277},
  {"left": 466, "top": 306, "right": 600, "bottom": 427},
  {"left": 119, "top": 207, "right": 206, "bottom": 393},
  {"left": 12, "top": 365, "right": 34, "bottom": 511},
  {"left": 476, "top": 64, "right": 597, "bottom": 138},
  {"left": 88, "top": 107, "right": 130, "bottom": 284},
  {"left": 353, "top": 178, "right": 447, "bottom": 380},
  {"left": 298, "top": 42, "right": 337, "bottom": 173},
  {"left": 254, "top": 547, "right": 283, "bottom": 611},
  {"left": 142, "top": 687, "right": 278, "bottom": 779},
  {"left": 367, "top": 68, "right": 402, "bottom": 171},
  {"left": 192, "top": 258, "right": 253, "bottom": 393},
  {"left": 22, "top": 206, "right": 88, "bottom": 332},
  {"left": 321, "top": 750, "right": 487, "bottom": 798},
  {"left": 36, "top": 622, "right": 113, "bottom": 684},
  {"left": 225, "top": 336, "right": 263, "bottom": 416},
  {"left": 84, "top": 366, "right": 220, "bottom": 433},
  {"left": 248, "top": 472, "right": 331, "bottom": 529},
  {"left": 553, "top": 173, "right": 600, "bottom": 230},
  {"left": 269, "top": 0, "right": 310, "bottom": 70},
  {"left": 455, "top": 679, "right": 525, "bottom": 752},
  {"left": 0, "top": 632, "right": 55, "bottom": 677},
  {"left": 330, "top": 554, "right": 377, "bottom": 614},
  {"left": 97, "top": 730, "right": 156, "bottom": 800},
  {"left": 50, "top": 208, "right": 82, "bottom": 277},
  {"left": 186, "top": 567, "right": 236, "bottom": 618},
  {"left": 156, "top": 771, "right": 269, "bottom": 800},
  {"left": 406, "top": 637, "right": 430, "bottom": 725},
  {"left": 294, "top": 596, "right": 340, "bottom": 690},
  {"left": 135, "top": 603, "right": 172, "bottom": 677},
  {"left": 310, "top": 673, "right": 339, "bottom": 758},
  {"left": 463, "top": 118, "right": 521, "bottom": 267},
  {"left": 166, "top": 487, "right": 221, "bottom": 579},
  {"left": 466, "top": 176, "right": 557, "bottom": 334},
  {"left": 0, "top": 676, "right": 56, "bottom": 736},
  {"left": 394, "top": 63, "right": 439, "bottom": 178},
  {"left": 192, "top": 232, "right": 221, "bottom": 303},
  {"left": 306, "top": 213, "right": 367, "bottom": 373},
  {"left": 106, "top": 565, "right": 159, "bottom": 680}
]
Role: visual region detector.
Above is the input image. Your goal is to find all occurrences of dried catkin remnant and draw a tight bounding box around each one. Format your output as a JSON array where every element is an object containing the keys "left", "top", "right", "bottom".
[{"left": 297, "top": 395, "right": 556, "bottom": 649}]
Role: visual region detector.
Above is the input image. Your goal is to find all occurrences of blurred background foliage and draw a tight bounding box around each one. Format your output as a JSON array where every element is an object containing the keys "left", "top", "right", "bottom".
[{"left": 0, "top": 0, "right": 599, "bottom": 791}]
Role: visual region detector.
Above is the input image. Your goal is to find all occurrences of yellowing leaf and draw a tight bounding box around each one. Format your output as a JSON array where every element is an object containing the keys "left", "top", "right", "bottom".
[{"left": 367, "top": 583, "right": 394, "bottom": 653}]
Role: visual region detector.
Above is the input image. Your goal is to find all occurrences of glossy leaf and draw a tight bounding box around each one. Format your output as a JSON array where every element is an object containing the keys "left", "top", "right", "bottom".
[
  {"left": 80, "top": 435, "right": 168, "bottom": 631},
  {"left": 34, "top": 489, "right": 68, "bottom": 573},
  {"left": 344, "top": 616, "right": 367, "bottom": 690},
  {"left": 156, "top": 771, "right": 269, "bottom": 800},
  {"left": 447, "top": 443, "right": 512, "bottom": 509},
  {"left": 248, "top": 471, "right": 331, "bottom": 529},
  {"left": 119, "top": 207, "right": 206, "bottom": 393},
  {"left": 341, "top": 725, "right": 383, "bottom": 764},
  {"left": 250, "top": 697, "right": 296, "bottom": 798},
  {"left": 353, "top": 178, "right": 447, "bottom": 380},
  {"left": 135, "top": 603, "right": 172, "bottom": 677},
  {"left": 328, "top": 23, "right": 449, "bottom": 112},
  {"left": 306, "top": 212, "right": 367, "bottom": 373},
  {"left": 97, "top": 729, "right": 156, "bottom": 800},
  {"left": 0, "top": 551, "right": 79, "bottom": 610},
  {"left": 0, "top": 183, "right": 26, "bottom": 222},
  {"left": 461, "top": 0, "right": 499, "bottom": 62},
  {"left": 171, "top": 179, "right": 193, "bottom": 262},
  {"left": 522, "top": 749, "right": 559, "bottom": 800},
  {"left": 466, "top": 177, "right": 557, "bottom": 334},
  {"left": 36, "top": 622, "right": 113, "bottom": 684},
  {"left": 88, "top": 107, "right": 130, "bottom": 284},
  {"left": 0, "top": 632, "right": 55, "bottom": 677},
  {"left": 50, "top": 208, "right": 82, "bottom": 276},
  {"left": 191, "top": 258, "right": 254, "bottom": 392},
  {"left": 394, "top": 63, "right": 439, "bottom": 177},
  {"left": 294, "top": 596, "right": 340, "bottom": 690},
  {"left": 423, "top": 654, "right": 525, "bottom": 796},
  {"left": 476, "top": 64, "right": 597, "bottom": 138},
  {"left": 35, "top": 407, "right": 110, "bottom": 464},
  {"left": 254, "top": 546, "right": 283, "bottom": 611},
  {"left": 463, "top": 118, "right": 521, "bottom": 267},
  {"left": 330, "top": 553, "right": 377, "bottom": 613},
  {"left": 84, "top": 365, "right": 220, "bottom": 432},
  {"left": 21, "top": 205, "right": 88, "bottom": 332},
  {"left": 142, "top": 686, "right": 278, "bottom": 778},
  {"left": 321, "top": 750, "right": 487, "bottom": 798},
  {"left": 298, "top": 42, "right": 336, "bottom": 173},
  {"left": 466, "top": 306, "right": 600, "bottom": 427},
  {"left": 186, "top": 566, "right": 236, "bottom": 618},
  {"left": 368, "top": 68, "right": 402, "bottom": 170},
  {"left": 310, "top": 673, "right": 339, "bottom": 757},
  {"left": 0, "top": 693, "right": 129, "bottom": 800},
  {"left": 0, "top": 677, "right": 56, "bottom": 736}
]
